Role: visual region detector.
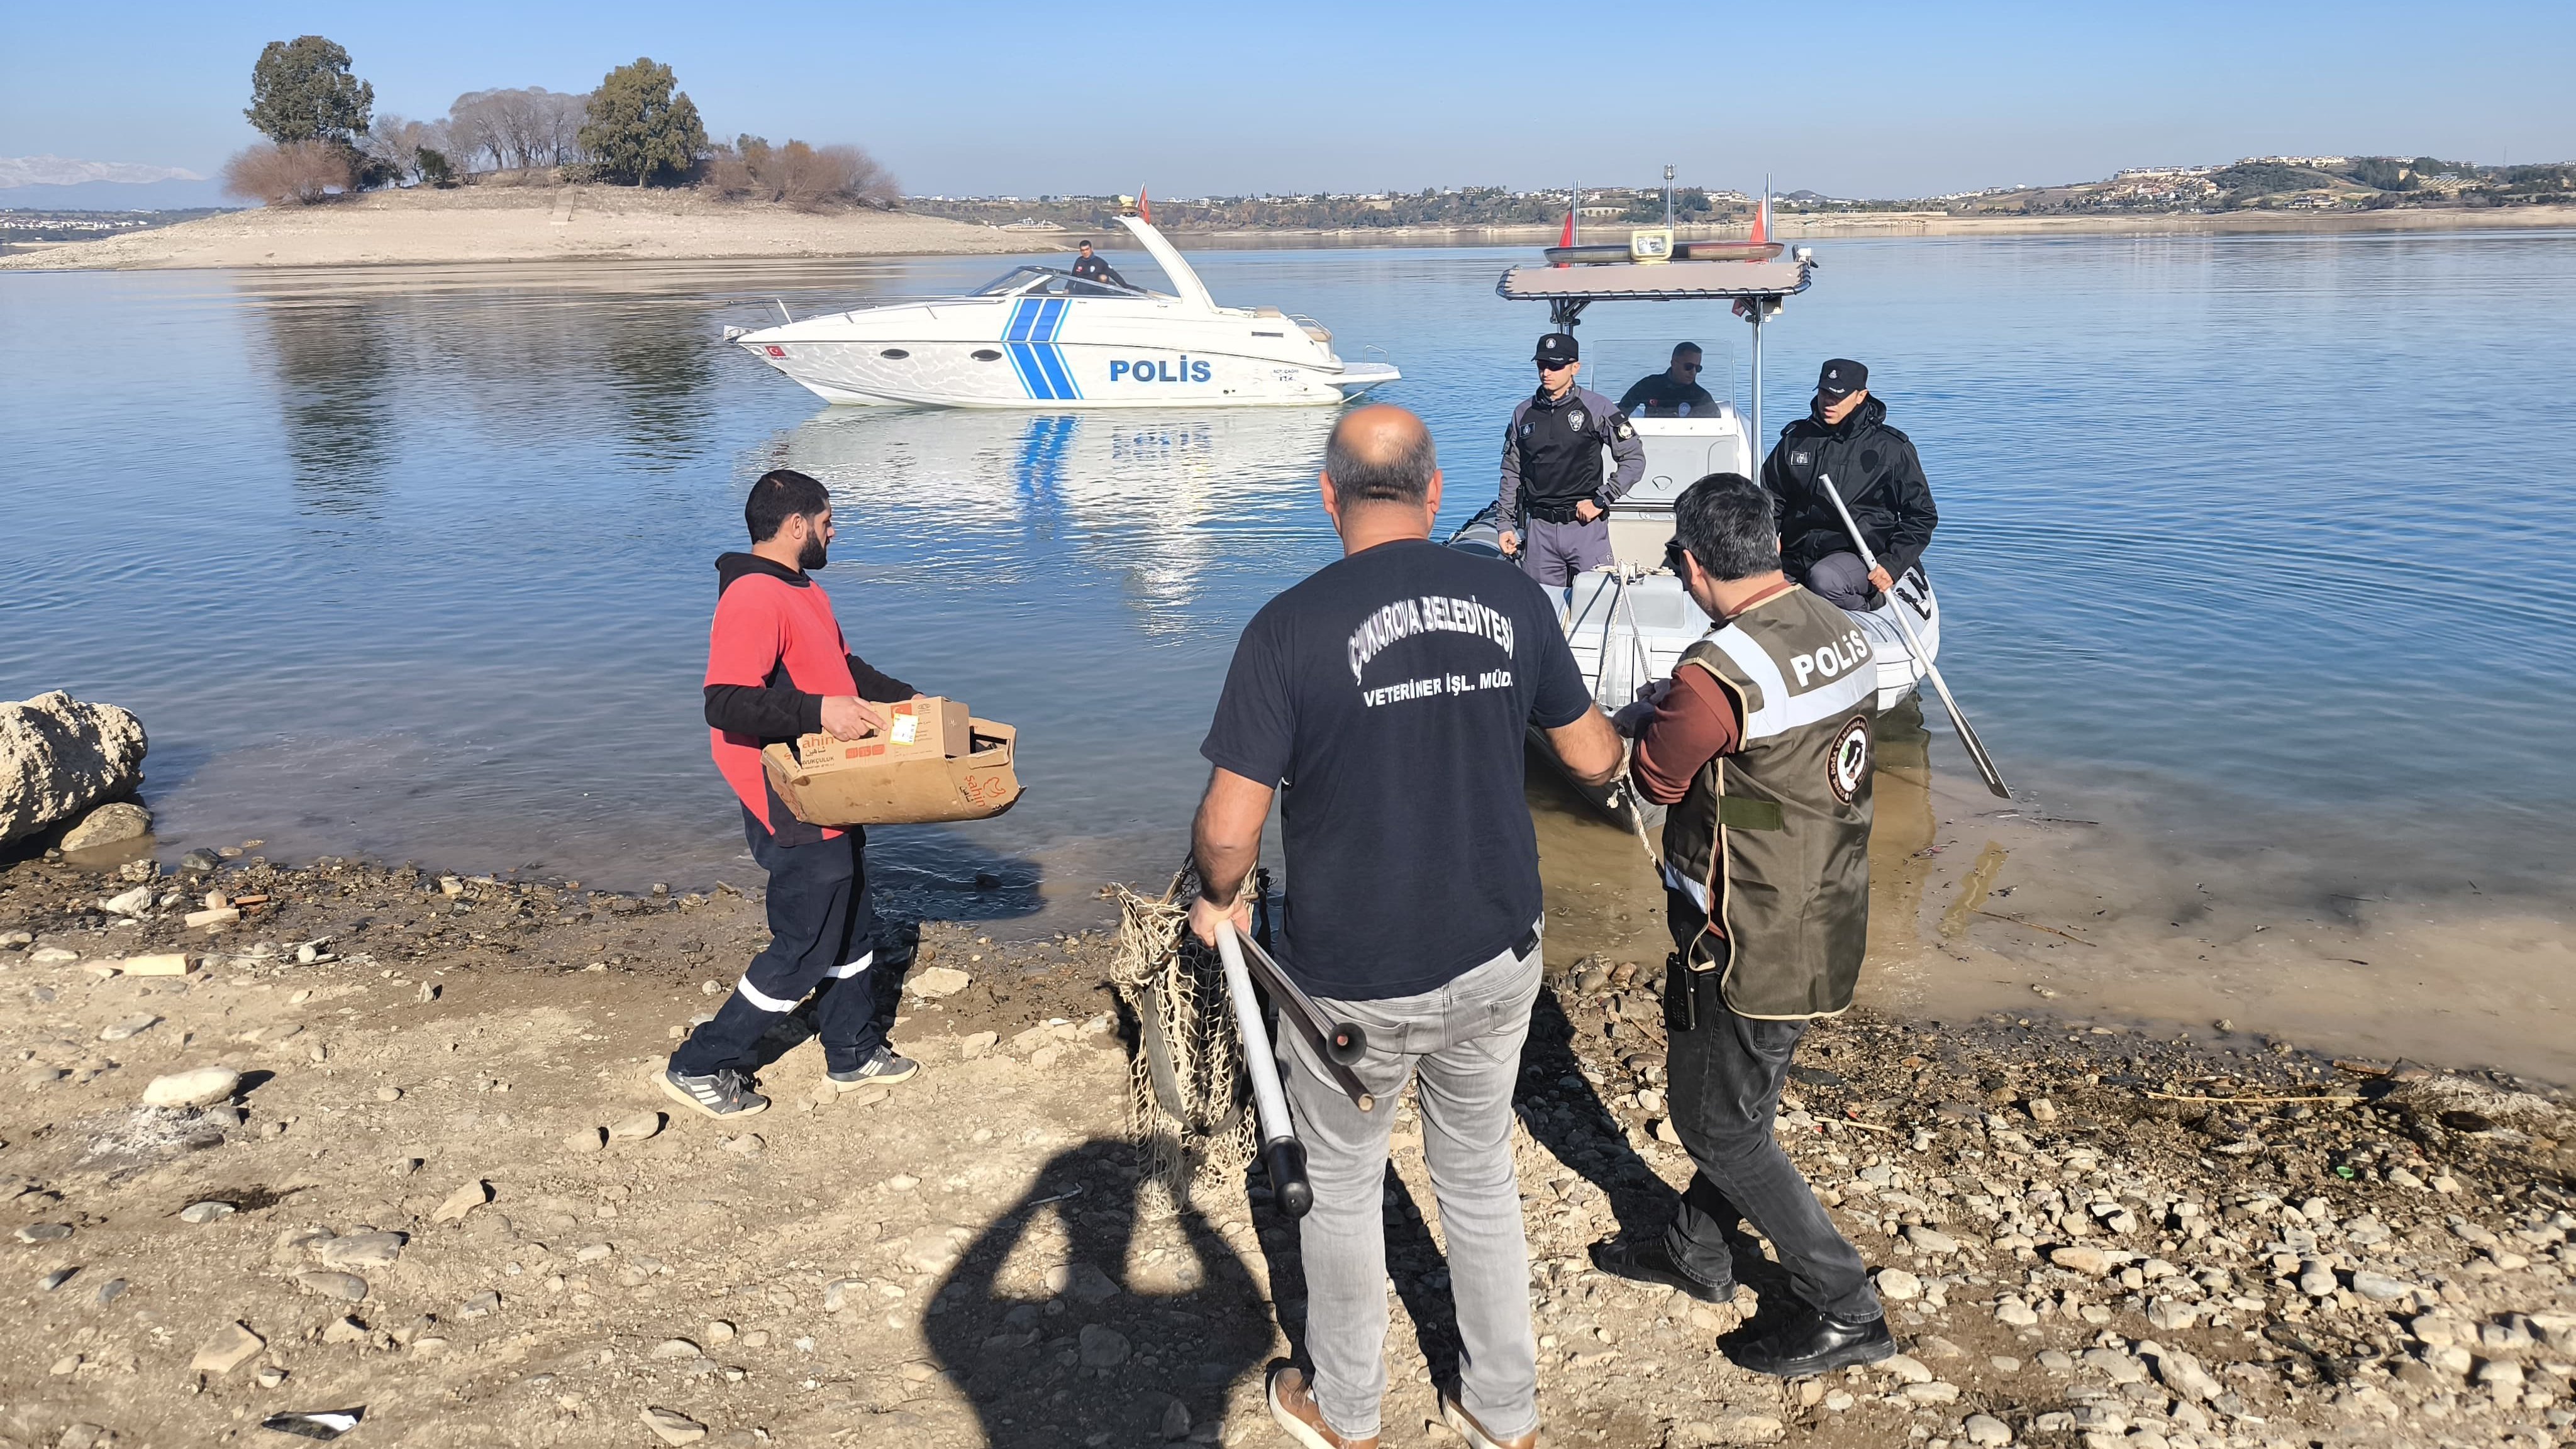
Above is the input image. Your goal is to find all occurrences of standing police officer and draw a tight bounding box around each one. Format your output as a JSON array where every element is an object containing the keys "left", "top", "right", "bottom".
[
  {"left": 1497, "top": 332, "right": 1646, "bottom": 585},
  {"left": 1594, "top": 471, "right": 1897, "bottom": 1380}
]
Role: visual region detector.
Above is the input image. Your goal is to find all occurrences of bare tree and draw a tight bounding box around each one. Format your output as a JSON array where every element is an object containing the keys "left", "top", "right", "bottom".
[
  {"left": 222, "top": 140, "right": 353, "bottom": 204},
  {"left": 443, "top": 91, "right": 501, "bottom": 174},
  {"left": 701, "top": 138, "right": 757, "bottom": 200},
  {"left": 701, "top": 135, "right": 901, "bottom": 211},
  {"left": 444, "top": 87, "right": 592, "bottom": 173},
  {"left": 540, "top": 89, "right": 592, "bottom": 165},
  {"left": 821, "top": 143, "right": 900, "bottom": 209},
  {"left": 363, "top": 114, "right": 443, "bottom": 185},
  {"left": 498, "top": 89, "right": 546, "bottom": 169}
]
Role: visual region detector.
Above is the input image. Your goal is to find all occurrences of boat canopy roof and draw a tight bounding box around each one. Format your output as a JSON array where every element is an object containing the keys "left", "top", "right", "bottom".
[
  {"left": 1497, "top": 258, "right": 1813, "bottom": 306},
  {"left": 969, "top": 265, "right": 1163, "bottom": 301}
]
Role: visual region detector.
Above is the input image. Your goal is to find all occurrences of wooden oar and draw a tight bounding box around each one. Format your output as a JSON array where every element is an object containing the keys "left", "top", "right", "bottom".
[{"left": 1816, "top": 472, "right": 2011, "bottom": 798}]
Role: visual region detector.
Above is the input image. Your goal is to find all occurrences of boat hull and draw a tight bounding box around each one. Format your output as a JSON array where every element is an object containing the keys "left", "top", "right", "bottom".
[
  {"left": 740, "top": 333, "right": 1391, "bottom": 408},
  {"left": 730, "top": 221, "right": 1396, "bottom": 410}
]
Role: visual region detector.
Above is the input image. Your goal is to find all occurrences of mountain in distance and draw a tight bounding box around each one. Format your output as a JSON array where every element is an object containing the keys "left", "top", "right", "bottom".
[{"left": 0, "top": 156, "right": 232, "bottom": 211}]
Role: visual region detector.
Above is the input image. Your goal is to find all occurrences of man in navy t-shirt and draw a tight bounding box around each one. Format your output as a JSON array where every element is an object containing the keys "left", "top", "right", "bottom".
[{"left": 1191, "top": 404, "right": 1619, "bottom": 1449}]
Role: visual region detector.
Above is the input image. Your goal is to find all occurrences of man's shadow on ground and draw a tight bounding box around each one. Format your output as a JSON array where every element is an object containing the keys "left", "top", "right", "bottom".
[
  {"left": 926, "top": 1139, "right": 1279, "bottom": 1448},
  {"left": 918, "top": 982, "right": 1813, "bottom": 1446}
]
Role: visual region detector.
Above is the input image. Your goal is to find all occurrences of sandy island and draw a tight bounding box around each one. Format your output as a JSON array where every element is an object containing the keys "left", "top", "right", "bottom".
[
  {"left": 6, "top": 187, "right": 2572, "bottom": 273},
  {"left": 0, "top": 184, "right": 1034, "bottom": 273}
]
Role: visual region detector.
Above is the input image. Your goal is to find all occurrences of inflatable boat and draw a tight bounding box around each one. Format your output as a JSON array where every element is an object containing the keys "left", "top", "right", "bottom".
[{"left": 1455, "top": 223, "right": 1943, "bottom": 818}]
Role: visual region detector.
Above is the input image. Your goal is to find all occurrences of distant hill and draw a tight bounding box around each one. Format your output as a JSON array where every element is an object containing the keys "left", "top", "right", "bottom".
[{"left": 0, "top": 178, "right": 236, "bottom": 211}]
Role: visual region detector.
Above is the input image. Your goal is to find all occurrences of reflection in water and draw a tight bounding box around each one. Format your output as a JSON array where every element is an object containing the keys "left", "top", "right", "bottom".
[
  {"left": 599, "top": 303, "right": 717, "bottom": 457},
  {"left": 775, "top": 406, "right": 1336, "bottom": 635},
  {"left": 1867, "top": 696, "right": 1938, "bottom": 957},
  {"left": 260, "top": 300, "right": 394, "bottom": 513}
]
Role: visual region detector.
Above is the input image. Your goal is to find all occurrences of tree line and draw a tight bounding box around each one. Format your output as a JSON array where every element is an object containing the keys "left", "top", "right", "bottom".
[{"left": 222, "top": 37, "right": 896, "bottom": 210}]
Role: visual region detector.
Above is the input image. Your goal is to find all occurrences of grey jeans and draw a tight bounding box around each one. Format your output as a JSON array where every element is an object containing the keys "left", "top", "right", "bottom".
[
  {"left": 1799, "top": 550, "right": 1880, "bottom": 611},
  {"left": 1514, "top": 515, "right": 1613, "bottom": 586},
  {"left": 1279, "top": 931, "right": 1544, "bottom": 1441}
]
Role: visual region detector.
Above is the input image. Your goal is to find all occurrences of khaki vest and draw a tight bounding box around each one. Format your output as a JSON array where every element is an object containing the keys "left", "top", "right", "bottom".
[{"left": 1660, "top": 586, "right": 1878, "bottom": 1019}]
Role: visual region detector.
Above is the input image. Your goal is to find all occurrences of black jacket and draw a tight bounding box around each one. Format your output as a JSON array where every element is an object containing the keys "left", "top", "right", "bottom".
[
  {"left": 701, "top": 552, "right": 917, "bottom": 740},
  {"left": 1497, "top": 386, "right": 1648, "bottom": 523},
  {"left": 1761, "top": 395, "right": 1938, "bottom": 582},
  {"left": 1617, "top": 370, "right": 1716, "bottom": 416}
]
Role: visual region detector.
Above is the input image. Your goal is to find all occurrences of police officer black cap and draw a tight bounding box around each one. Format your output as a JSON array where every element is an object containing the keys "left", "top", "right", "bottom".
[
  {"left": 1533, "top": 333, "right": 1580, "bottom": 366},
  {"left": 1816, "top": 358, "right": 1868, "bottom": 397}
]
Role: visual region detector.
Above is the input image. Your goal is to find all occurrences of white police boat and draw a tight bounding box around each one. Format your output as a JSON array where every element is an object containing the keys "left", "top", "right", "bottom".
[
  {"left": 724, "top": 213, "right": 1399, "bottom": 409},
  {"left": 1450, "top": 223, "right": 1943, "bottom": 816}
]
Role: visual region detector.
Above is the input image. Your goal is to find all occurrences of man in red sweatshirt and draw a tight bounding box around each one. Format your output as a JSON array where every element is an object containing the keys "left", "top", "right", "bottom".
[{"left": 664, "top": 469, "right": 928, "bottom": 1119}]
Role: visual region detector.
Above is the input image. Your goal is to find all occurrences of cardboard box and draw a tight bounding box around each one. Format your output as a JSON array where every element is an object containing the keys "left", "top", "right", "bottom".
[
  {"left": 783, "top": 696, "right": 971, "bottom": 769},
  {"left": 762, "top": 710, "right": 1021, "bottom": 826}
]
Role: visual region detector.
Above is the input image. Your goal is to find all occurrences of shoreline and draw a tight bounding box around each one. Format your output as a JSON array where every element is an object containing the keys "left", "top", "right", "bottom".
[
  {"left": 1, "top": 846, "right": 2570, "bottom": 1445},
  {"left": 4, "top": 191, "right": 2571, "bottom": 272},
  {"left": 1526, "top": 731, "right": 2576, "bottom": 1093},
  {"left": 1177, "top": 205, "right": 2576, "bottom": 245}
]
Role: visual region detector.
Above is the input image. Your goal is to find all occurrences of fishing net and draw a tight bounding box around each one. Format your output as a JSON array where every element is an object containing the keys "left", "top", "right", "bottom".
[{"left": 1104, "top": 863, "right": 1267, "bottom": 1218}]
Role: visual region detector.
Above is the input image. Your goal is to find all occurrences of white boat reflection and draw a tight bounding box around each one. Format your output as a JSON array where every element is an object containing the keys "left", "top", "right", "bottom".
[{"left": 767, "top": 406, "right": 1339, "bottom": 633}]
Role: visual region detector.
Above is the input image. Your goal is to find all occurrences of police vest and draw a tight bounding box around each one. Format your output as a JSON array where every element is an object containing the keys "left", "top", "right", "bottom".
[
  {"left": 1660, "top": 586, "right": 1878, "bottom": 1019},
  {"left": 1514, "top": 391, "right": 1614, "bottom": 520}
]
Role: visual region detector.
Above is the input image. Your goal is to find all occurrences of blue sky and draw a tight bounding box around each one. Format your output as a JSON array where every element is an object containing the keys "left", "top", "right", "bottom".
[{"left": 4, "top": 1, "right": 2571, "bottom": 197}]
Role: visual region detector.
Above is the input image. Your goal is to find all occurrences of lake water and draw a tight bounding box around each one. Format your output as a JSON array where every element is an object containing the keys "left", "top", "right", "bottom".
[{"left": 5, "top": 233, "right": 2573, "bottom": 1057}]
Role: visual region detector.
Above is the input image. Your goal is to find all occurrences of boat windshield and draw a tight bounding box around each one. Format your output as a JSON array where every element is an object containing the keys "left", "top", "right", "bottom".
[{"left": 968, "top": 265, "right": 1155, "bottom": 300}]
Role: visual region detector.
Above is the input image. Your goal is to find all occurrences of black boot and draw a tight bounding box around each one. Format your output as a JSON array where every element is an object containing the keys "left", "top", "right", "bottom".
[
  {"left": 1591, "top": 1239, "right": 1733, "bottom": 1304},
  {"left": 1731, "top": 1309, "right": 1894, "bottom": 1378}
]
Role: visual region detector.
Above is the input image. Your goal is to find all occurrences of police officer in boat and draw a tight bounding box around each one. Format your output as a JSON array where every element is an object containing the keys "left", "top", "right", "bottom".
[
  {"left": 1762, "top": 358, "right": 1938, "bottom": 611},
  {"left": 1496, "top": 331, "right": 1647, "bottom": 585},
  {"left": 1070, "top": 239, "right": 1128, "bottom": 290},
  {"left": 1618, "top": 341, "right": 1718, "bottom": 417}
]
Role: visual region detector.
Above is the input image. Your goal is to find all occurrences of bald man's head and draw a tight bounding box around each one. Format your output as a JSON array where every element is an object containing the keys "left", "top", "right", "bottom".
[{"left": 1324, "top": 404, "right": 1438, "bottom": 506}]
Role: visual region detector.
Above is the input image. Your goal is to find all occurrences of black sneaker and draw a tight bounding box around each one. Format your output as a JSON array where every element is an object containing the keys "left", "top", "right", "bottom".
[
  {"left": 660, "top": 1065, "right": 770, "bottom": 1119},
  {"left": 826, "top": 1045, "right": 921, "bottom": 1088},
  {"left": 1729, "top": 1309, "right": 1896, "bottom": 1378},
  {"left": 1591, "top": 1238, "right": 1733, "bottom": 1303}
]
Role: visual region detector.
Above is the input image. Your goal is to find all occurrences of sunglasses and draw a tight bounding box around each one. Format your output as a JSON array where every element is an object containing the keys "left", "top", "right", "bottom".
[
  {"left": 1677, "top": 362, "right": 1702, "bottom": 372},
  {"left": 1663, "top": 537, "right": 1690, "bottom": 574},
  {"left": 1538, "top": 357, "right": 1578, "bottom": 370}
]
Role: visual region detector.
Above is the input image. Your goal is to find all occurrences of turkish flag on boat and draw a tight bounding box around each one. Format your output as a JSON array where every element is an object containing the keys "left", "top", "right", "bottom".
[
  {"left": 1138, "top": 188, "right": 1152, "bottom": 225},
  {"left": 1554, "top": 199, "right": 1575, "bottom": 267}
]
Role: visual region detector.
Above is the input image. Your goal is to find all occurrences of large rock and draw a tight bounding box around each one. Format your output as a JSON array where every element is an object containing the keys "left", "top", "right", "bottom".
[
  {"left": 0, "top": 692, "right": 147, "bottom": 847},
  {"left": 60, "top": 800, "right": 152, "bottom": 852},
  {"left": 143, "top": 1065, "right": 241, "bottom": 1108}
]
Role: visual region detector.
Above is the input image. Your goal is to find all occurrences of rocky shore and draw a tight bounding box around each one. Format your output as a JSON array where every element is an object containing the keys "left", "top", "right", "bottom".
[{"left": 0, "top": 843, "right": 2569, "bottom": 1448}]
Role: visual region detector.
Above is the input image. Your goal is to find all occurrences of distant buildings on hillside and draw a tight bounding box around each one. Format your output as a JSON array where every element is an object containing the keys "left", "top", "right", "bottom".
[{"left": 911, "top": 156, "right": 2569, "bottom": 230}]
